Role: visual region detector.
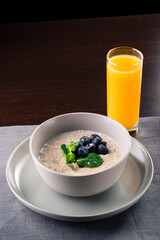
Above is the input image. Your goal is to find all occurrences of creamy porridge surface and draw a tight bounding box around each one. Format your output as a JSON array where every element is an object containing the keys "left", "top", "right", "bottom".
[{"left": 39, "top": 130, "right": 120, "bottom": 175}]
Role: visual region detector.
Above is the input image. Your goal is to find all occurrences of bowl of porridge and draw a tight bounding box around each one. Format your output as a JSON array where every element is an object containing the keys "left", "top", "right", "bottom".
[{"left": 29, "top": 112, "right": 131, "bottom": 197}]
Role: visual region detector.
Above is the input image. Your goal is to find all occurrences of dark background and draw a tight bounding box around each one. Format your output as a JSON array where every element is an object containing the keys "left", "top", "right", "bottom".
[
  {"left": 0, "top": 9, "right": 160, "bottom": 126},
  {"left": 0, "top": 7, "right": 160, "bottom": 23}
]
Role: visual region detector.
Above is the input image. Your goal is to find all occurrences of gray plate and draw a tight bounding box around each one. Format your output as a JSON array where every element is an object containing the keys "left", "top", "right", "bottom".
[{"left": 6, "top": 137, "right": 154, "bottom": 222}]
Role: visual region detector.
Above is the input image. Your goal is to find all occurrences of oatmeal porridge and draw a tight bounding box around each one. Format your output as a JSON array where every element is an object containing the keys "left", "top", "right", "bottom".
[{"left": 39, "top": 130, "right": 120, "bottom": 175}]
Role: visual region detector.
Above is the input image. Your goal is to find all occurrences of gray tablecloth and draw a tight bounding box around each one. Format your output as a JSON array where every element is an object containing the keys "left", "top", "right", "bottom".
[{"left": 0, "top": 117, "right": 160, "bottom": 240}]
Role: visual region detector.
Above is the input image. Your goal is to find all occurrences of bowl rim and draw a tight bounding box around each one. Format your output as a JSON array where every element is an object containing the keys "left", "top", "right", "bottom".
[{"left": 29, "top": 112, "right": 131, "bottom": 177}]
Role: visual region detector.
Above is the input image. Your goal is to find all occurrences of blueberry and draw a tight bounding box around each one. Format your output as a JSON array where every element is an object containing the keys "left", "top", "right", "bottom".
[
  {"left": 73, "top": 142, "right": 81, "bottom": 159},
  {"left": 92, "top": 136, "right": 102, "bottom": 146},
  {"left": 90, "top": 134, "right": 102, "bottom": 142},
  {"left": 79, "top": 136, "right": 90, "bottom": 146},
  {"left": 75, "top": 142, "right": 83, "bottom": 151},
  {"left": 97, "top": 144, "right": 108, "bottom": 155},
  {"left": 78, "top": 146, "right": 89, "bottom": 157},
  {"left": 86, "top": 143, "right": 96, "bottom": 153}
]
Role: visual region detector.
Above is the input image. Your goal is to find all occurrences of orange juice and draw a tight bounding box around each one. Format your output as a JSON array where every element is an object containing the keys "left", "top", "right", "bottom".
[{"left": 107, "top": 54, "right": 142, "bottom": 130}]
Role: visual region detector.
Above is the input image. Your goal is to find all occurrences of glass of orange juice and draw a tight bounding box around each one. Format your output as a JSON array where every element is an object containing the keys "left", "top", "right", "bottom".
[{"left": 106, "top": 46, "right": 143, "bottom": 134}]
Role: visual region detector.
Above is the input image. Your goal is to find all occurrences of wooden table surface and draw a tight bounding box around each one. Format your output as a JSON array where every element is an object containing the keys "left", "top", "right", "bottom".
[{"left": 0, "top": 13, "right": 160, "bottom": 126}]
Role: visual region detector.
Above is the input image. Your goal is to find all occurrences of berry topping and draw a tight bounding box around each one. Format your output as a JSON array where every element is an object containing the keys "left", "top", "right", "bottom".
[
  {"left": 80, "top": 136, "right": 90, "bottom": 146},
  {"left": 97, "top": 144, "right": 108, "bottom": 154},
  {"left": 75, "top": 142, "right": 83, "bottom": 151},
  {"left": 86, "top": 143, "right": 96, "bottom": 153},
  {"left": 90, "top": 134, "right": 102, "bottom": 142},
  {"left": 78, "top": 146, "right": 89, "bottom": 157},
  {"left": 92, "top": 136, "right": 102, "bottom": 146}
]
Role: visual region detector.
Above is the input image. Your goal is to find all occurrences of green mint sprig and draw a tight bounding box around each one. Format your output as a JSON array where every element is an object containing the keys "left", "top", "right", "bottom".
[{"left": 61, "top": 141, "right": 78, "bottom": 164}]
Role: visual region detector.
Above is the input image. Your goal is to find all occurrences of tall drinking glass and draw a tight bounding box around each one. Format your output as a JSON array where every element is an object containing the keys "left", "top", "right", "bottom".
[{"left": 107, "top": 46, "right": 143, "bottom": 134}]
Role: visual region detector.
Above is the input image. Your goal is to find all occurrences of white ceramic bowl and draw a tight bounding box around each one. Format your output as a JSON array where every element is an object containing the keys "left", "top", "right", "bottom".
[{"left": 29, "top": 112, "right": 131, "bottom": 197}]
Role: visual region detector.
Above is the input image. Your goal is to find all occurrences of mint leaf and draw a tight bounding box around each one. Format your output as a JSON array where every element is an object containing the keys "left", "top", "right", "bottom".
[
  {"left": 61, "top": 141, "right": 78, "bottom": 164},
  {"left": 61, "top": 144, "right": 70, "bottom": 156},
  {"left": 68, "top": 141, "right": 78, "bottom": 152},
  {"left": 77, "top": 153, "right": 103, "bottom": 168},
  {"left": 66, "top": 152, "right": 75, "bottom": 164}
]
